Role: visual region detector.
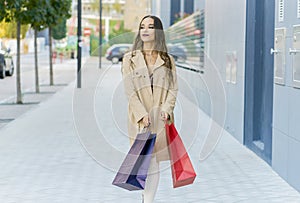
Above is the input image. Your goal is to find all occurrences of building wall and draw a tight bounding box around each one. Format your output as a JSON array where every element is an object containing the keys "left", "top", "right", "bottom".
[
  {"left": 194, "top": 0, "right": 205, "bottom": 12},
  {"left": 194, "top": 0, "right": 300, "bottom": 192},
  {"left": 170, "top": 0, "right": 180, "bottom": 25},
  {"left": 159, "top": 0, "right": 171, "bottom": 28},
  {"left": 272, "top": 0, "right": 300, "bottom": 192},
  {"left": 166, "top": 0, "right": 246, "bottom": 143},
  {"left": 154, "top": 0, "right": 300, "bottom": 193},
  {"left": 184, "top": 0, "right": 194, "bottom": 14},
  {"left": 124, "top": 0, "right": 150, "bottom": 31},
  {"left": 151, "top": 0, "right": 195, "bottom": 28},
  {"left": 204, "top": 0, "right": 247, "bottom": 143},
  {"left": 150, "top": 0, "right": 171, "bottom": 28}
]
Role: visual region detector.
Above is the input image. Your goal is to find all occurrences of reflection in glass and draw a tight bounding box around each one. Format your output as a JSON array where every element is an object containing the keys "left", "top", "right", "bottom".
[
  {"left": 293, "top": 26, "right": 300, "bottom": 88},
  {"left": 274, "top": 28, "right": 286, "bottom": 85}
]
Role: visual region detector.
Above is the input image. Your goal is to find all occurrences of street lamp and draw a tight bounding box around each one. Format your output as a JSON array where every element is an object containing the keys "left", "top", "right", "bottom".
[
  {"left": 77, "top": 0, "right": 82, "bottom": 88},
  {"left": 99, "top": 0, "right": 102, "bottom": 69}
]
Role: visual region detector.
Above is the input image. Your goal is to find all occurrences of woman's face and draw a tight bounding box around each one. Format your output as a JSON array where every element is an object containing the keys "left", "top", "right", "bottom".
[{"left": 140, "top": 17, "right": 155, "bottom": 43}]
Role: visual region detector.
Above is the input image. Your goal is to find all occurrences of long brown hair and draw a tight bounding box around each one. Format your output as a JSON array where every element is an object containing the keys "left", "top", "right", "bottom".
[{"left": 131, "top": 15, "right": 172, "bottom": 70}]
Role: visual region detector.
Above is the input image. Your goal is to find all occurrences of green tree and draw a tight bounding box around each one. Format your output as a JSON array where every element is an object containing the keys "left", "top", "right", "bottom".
[
  {"left": 0, "top": 0, "right": 72, "bottom": 101},
  {"left": 0, "top": 0, "right": 29, "bottom": 104},
  {"left": 109, "top": 21, "right": 131, "bottom": 40},
  {"left": 24, "top": 0, "right": 49, "bottom": 93},
  {"left": 52, "top": 18, "right": 67, "bottom": 40},
  {"left": 25, "top": 0, "right": 71, "bottom": 89},
  {"left": 45, "top": 0, "right": 72, "bottom": 85}
]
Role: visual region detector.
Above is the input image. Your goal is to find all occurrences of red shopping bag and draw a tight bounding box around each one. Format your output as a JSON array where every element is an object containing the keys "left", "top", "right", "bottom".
[{"left": 165, "top": 122, "right": 196, "bottom": 188}]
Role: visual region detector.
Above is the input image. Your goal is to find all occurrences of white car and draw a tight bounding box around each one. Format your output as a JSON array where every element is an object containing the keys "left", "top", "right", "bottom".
[{"left": 0, "top": 40, "right": 14, "bottom": 79}]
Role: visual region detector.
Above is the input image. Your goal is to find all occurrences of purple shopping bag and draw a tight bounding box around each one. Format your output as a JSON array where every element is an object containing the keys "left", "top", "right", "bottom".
[{"left": 112, "top": 131, "right": 156, "bottom": 191}]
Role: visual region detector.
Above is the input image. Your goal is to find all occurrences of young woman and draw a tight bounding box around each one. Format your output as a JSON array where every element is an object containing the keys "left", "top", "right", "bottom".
[{"left": 122, "top": 15, "right": 178, "bottom": 203}]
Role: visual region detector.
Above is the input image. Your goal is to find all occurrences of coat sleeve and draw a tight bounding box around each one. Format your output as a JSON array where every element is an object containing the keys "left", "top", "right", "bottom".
[
  {"left": 122, "top": 54, "right": 148, "bottom": 123},
  {"left": 161, "top": 56, "right": 178, "bottom": 115}
]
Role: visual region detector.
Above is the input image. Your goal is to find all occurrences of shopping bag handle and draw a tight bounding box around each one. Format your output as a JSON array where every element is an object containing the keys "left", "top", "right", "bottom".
[
  {"left": 141, "top": 124, "right": 151, "bottom": 133},
  {"left": 164, "top": 117, "right": 171, "bottom": 125}
]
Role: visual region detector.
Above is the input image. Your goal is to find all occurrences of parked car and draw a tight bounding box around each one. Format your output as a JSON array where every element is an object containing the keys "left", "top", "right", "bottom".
[
  {"left": 167, "top": 44, "right": 187, "bottom": 62},
  {"left": 0, "top": 40, "right": 14, "bottom": 79},
  {"left": 105, "top": 44, "right": 131, "bottom": 64}
]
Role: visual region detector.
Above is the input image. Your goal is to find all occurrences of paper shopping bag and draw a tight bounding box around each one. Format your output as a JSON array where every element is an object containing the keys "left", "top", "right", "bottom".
[
  {"left": 112, "top": 131, "right": 156, "bottom": 191},
  {"left": 165, "top": 122, "right": 196, "bottom": 188}
]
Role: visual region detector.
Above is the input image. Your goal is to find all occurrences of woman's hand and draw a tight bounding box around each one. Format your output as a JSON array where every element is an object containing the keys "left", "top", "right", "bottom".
[
  {"left": 160, "top": 111, "right": 169, "bottom": 121},
  {"left": 142, "top": 115, "right": 151, "bottom": 127}
]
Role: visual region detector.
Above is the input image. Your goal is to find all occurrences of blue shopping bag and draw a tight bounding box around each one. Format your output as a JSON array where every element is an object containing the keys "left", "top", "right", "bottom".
[{"left": 112, "top": 130, "right": 156, "bottom": 191}]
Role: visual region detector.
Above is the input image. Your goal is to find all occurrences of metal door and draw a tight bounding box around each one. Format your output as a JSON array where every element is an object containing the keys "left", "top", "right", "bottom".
[{"left": 244, "top": 0, "right": 275, "bottom": 164}]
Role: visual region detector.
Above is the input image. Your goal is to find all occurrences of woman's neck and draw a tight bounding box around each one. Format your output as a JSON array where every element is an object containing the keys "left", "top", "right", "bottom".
[{"left": 143, "top": 42, "right": 155, "bottom": 55}]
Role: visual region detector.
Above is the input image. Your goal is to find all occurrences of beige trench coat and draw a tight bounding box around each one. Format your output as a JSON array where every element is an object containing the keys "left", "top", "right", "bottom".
[{"left": 122, "top": 50, "right": 178, "bottom": 162}]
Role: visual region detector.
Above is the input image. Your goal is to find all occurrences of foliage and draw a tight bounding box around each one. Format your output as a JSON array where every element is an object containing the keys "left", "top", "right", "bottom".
[
  {"left": 52, "top": 19, "right": 67, "bottom": 40},
  {"left": 48, "top": 0, "right": 72, "bottom": 39},
  {"left": 29, "top": 0, "right": 71, "bottom": 31},
  {"left": 109, "top": 21, "right": 132, "bottom": 40},
  {"left": 0, "top": 0, "right": 72, "bottom": 33},
  {"left": 0, "top": 21, "right": 28, "bottom": 38},
  {"left": 0, "top": 0, "right": 29, "bottom": 24},
  {"left": 23, "top": 0, "right": 48, "bottom": 31},
  {"left": 46, "top": 0, "right": 72, "bottom": 27},
  {"left": 90, "top": 35, "right": 108, "bottom": 57}
]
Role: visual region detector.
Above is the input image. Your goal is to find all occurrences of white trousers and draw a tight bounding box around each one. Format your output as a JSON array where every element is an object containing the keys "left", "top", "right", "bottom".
[{"left": 143, "top": 157, "right": 160, "bottom": 203}]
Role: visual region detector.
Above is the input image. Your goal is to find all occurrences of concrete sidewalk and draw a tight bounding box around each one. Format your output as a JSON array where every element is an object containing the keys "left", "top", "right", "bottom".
[
  {"left": 0, "top": 58, "right": 78, "bottom": 130},
  {"left": 0, "top": 57, "right": 299, "bottom": 202}
]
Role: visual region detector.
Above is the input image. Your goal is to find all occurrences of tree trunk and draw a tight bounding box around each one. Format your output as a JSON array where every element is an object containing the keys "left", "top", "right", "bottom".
[
  {"left": 16, "top": 21, "right": 22, "bottom": 104},
  {"left": 49, "top": 27, "right": 54, "bottom": 85},
  {"left": 34, "top": 29, "right": 40, "bottom": 93}
]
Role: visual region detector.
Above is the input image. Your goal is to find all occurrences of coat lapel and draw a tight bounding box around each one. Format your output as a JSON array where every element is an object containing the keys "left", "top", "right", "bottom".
[
  {"left": 130, "top": 50, "right": 147, "bottom": 69},
  {"left": 130, "top": 50, "right": 165, "bottom": 70},
  {"left": 130, "top": 50, "right": 166, "bottom": 99},
  {"left": 153, "top": 54, "right": 165, "bottom": 71}
]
